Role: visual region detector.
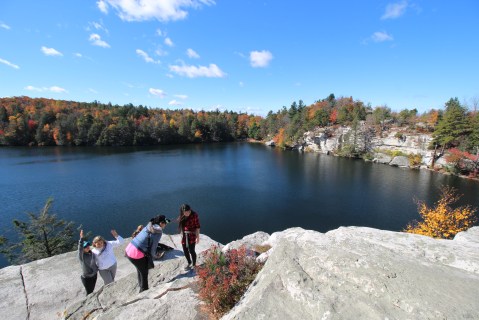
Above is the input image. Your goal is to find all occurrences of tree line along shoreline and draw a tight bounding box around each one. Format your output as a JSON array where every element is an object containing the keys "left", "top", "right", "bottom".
[{"left": 1, "top": 94, "right": 478, "bottom": 177}]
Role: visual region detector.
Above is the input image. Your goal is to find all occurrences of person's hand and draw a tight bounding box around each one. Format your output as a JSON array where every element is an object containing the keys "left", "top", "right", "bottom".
[
  {"left": 111, "top": 229, "right": 118, "bottom": 238},
  {"left": 196, "top": 236, "right": 200, "bottom": 244},
  {"left": 80, "top": 229, "right": 84, "bottom": 239}
]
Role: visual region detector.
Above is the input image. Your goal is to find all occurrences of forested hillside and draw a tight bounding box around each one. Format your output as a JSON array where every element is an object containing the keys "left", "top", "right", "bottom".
[{"left": 1, "top": 95, "right": 478, "bottom": 161}]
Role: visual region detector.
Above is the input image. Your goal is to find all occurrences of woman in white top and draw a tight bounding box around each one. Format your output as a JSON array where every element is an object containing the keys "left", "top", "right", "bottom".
[{"left": 92, "top": 229, "right": 124, "bottom": 285}]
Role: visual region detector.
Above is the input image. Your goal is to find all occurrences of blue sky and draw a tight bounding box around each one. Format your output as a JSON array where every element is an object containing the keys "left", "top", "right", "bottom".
[{"left": 0, "top": 1, "right": 478, "bottom": 116}]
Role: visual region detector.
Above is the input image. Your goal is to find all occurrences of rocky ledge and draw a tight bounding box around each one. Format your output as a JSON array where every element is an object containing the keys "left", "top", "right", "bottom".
[{"left": 1, "top": 227, "right": 478, "bottom": 319}]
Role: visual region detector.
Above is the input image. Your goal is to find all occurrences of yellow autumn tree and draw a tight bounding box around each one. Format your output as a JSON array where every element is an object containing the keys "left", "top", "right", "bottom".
[{"left": 404, "top": 186, "right": 477, "bottom": 239}]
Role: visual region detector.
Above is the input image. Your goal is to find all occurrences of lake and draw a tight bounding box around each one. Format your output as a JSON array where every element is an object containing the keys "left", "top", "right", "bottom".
[{"left": 1, "top": 143, "right": 478, "bottom": 268}]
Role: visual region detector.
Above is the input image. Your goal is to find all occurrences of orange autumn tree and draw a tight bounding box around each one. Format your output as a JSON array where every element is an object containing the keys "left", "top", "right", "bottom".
[{"left": 404, "top": 186, "right": 477, "bottom": 239}]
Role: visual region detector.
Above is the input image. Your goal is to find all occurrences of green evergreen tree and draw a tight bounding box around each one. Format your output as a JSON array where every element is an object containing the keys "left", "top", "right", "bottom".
[
  {"left": 0, "top": 198, "right": 76, "bottom": 264},
  {"left": 433, "top": 98, "right": 471, "bottom": 149}
]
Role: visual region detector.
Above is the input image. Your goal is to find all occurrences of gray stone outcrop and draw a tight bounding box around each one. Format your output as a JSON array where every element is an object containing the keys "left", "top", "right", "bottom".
[
  {"left": 0, "top": 233, "right": 217, "bottom": 320},
  {"left": 224, "top": 227, "right": 479, "bottom": 320},
  {"left": 2, "top": 227, "right": 479, "bottom": 319},
  {"left": 290, "top": 125, "right": 439, "bottom": 169}
]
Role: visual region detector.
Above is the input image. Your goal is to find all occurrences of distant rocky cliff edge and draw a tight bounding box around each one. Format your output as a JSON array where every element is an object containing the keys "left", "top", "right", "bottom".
[
  {"left": 266, "top": 124, "right": 452, "bottom": 170},
  {"left": 1, "top": 227, "right": 479, "bottom": 320}
]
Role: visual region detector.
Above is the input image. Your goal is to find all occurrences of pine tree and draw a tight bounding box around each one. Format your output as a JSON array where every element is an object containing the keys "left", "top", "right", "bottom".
[
  {"left": 0, "top": 198, "right": 76, "bottom": 264},
  {"left": 433, "top": 98, "right": 471, "bottom": 149}
]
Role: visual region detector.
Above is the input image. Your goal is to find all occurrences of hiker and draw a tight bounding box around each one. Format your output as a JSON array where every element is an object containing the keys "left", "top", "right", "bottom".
[
  {"left": 178, "top": 204, "right": 201, "bottom": 271},
  {"left": 78, "top": 229, "right": 98, "bottom": 295},
  {"left": 125, "top": 215, "right": 170, "bottom": 292},
  {"left": 92, "top": 229, "right": 124, "bottom": 285}
]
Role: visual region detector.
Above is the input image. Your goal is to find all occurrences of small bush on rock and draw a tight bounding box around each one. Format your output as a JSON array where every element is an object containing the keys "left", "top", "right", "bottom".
[
  {"left": 196, "top": 245, "right": 264, "bottom": 318},
  {"left": 404, "top": 186, "right": 477, "bottom": 239}
]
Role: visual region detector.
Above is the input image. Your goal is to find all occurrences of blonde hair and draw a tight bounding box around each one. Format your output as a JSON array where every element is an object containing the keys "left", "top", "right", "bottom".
[
  {"left": 131, "top": 225, "right": 143, "bottom": 238},
  {"left": 93, "top": 235, "right": 106, "bottom": 246}
]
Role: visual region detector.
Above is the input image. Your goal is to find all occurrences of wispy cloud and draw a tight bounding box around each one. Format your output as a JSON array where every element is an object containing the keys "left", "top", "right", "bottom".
[
  {"left": 25, "top": 85, "right": 67, "bottom": 93},
  {"left": 97, "top": 0, "right": 109, "bottom": 14},
  {"left": 88, "top": 21, "right": 109, "bottom": 34},
  {"left": 0, "top": 22, "right": 11, "bottom": 30},
  {"left": 186, "top": 48, "right": 200, "bottom": 59},
  {"left": 164, "top": 37, "right": 174, "bottom": 47},
  {"left": 381, "top": 1, "right": 408, "bottom": 20},
  {"left": 149, "top": 88, "right": 166, "bottom": 98},
  {"left": 169, "top": 63, "right": 226, "bottom": 78},
  {"left": 89, "top": 33, "right": 110, "bottom": 48},
  {"left": 174, "top": 94, "right": 188, "bottom": 99},
  {"left": 0, "top": 58, "right": 20, "bottom": 69},
  {"left": 168, "top": 100, "right": 182, "bottom": 106},
  {"left": 371, "top": 31, "right": 394, "bottom": 42},
  {"left": 136, "top": 49, "right": 160, "bottom": 63},
  {"left": 41, "top": 46, "right": 63, "bottom": 56},
  {"left": 250, "top": 50, "right": 273, "bottom": 68},
  {"left": 97, "top": 0, "right": 216, "bottom": 22},
  {"left": 156, "top": 28, "right": 163, "bottom": 36}
]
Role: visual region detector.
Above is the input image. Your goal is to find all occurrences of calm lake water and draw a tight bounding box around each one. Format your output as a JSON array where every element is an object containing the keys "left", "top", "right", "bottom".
[{"left": 1, "top": 143, "right": 478, "bottom": 268}]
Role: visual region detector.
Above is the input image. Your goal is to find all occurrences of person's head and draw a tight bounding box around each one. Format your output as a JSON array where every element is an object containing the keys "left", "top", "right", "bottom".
[
  {"left": 92, "top": 235, "right": 106, "bottom": 249},
  {"left": 180, "top": 204, "right": 191, "bottom": 217},
  {"left": 131, "top": 225, "right": 143, "bottom": 238},
  {"left": 151, "top": 215, "right": 170, "bottom": 228},
  {"left": 83, "top": 241, "right": 92, "bottom": 253}
]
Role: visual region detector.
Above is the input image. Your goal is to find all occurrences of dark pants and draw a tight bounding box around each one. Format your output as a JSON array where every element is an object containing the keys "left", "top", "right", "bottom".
[
  {"left": 127, "top": 256, "right": 149, "bottom": 292},
  {"left": 81, "top": 274, "right": 97, "bottom": 295},
  {"left": 182, "top": 242, "right": 197, "bottom": 266}
]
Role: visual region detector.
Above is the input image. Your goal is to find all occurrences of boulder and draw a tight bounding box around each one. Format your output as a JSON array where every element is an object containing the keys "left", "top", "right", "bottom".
[
  {"left": 224, "top": 227, "right": 479, "bottom": 319},
  {"left": 389, "top": 155, "right": 409, "bottom": 167}
]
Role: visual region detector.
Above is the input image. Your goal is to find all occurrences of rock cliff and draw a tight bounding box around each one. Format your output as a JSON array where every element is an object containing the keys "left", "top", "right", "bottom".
[{"left": 1, "top": 227, "right": 478, "bottom": 320}]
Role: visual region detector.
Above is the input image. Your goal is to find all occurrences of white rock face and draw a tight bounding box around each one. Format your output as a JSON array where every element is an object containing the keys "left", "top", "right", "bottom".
[
  {"left": 2, "top": 227, "right": 479, "bottom": 320},
  {"left": 223, "top": 227, "right": 479, "bottom": 320},
  {"left": 0, "top": 233, "right": 217, "bottom": 320}
]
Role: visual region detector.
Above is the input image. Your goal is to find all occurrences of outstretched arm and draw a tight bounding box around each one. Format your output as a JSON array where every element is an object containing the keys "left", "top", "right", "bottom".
[{"left": 109, "top": 229, "right": 124, "bottom": 246}]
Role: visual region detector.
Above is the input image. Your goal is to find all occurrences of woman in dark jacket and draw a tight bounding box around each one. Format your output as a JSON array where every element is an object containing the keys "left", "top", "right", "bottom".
[
  {"left": 78, "top": 229, "right": 98, "bottom": 295},
  {"left": 125, "top": 215, "right": 170, "bottom": 292},
  {"left": 178, "top": 204, "right": 201, "bottom": 271}
]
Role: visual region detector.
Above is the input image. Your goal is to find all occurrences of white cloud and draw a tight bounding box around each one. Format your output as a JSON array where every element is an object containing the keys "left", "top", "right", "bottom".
[
  {"left": 89, "top": 33, "right": 110, "bottom": 48},
  {"left": 1, "top": 23, "right": 11, "bottom": 30},
  {"left": 74, "top": 53, "right": 83, "bottom": 58},
  {"left": 88, "top": 88, "right": 98, "bottom": 94},
  {"left": 97, "top": 0, "right": 109, "bottom": 14},
  {"left": 25, "top": 86, "right": 67, "bottom": 93},
  {"left": 250, "top": 50, "right": 273, "bottom": 68},
  {"left": 88, "top": 21, "right": 109, "bottom": 34},
  {"left": 41, "top": 46, "right": 63, "bottom": 56},
  {"left": 164, "top": 37, "right": 174, "bottom": 47},
  {"left": 136, "top": 49, "right": 160, "bottom": 63},
  {"left": 156, "top": 28, "right": 163, "bottom": 36},
  {"left": 239, "top": 81, "right": 244, "bottom": 87},
  {"left": 169, "top": 63, "right": 226, "bottom": 78},
  {"left": 149, "top": 88, "right": 166, "bottom": 98},
  {"left": 0, "top": 58, "right": 20, "bottom": 69},
  {"left": 381, "top": 1, "right": 408, "bottom": 20},
  {"left": 155, "top": 47, "right": 168, "bottom": 56},
  {"left": 371, "top": 31, "right": 394, "bottom": 42},
  {"left": 50, "top": 86, "right": 67, "bottom": 93},
  {"left": 174, "top": 94, "right": 188, "bottom": 99},
  {"left": 97, "top": 0, "right": 215, "bottom": 22},
  {"left": 186, "top": 48, "right": 200, "bottom": 59},
  {"left": 168, "top": 100, "right": 182, "bottom": 106}
]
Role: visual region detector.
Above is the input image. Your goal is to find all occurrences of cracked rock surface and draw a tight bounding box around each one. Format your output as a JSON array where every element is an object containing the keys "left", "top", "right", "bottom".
[{"left": 2, "top": 227, "right": 479, "bottom": 320}]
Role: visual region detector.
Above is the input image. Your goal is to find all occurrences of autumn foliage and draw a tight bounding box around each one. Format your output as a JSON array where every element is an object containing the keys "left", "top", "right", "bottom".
[
  {"left": 196, "top": 245, "right": 264, "bottom": 318},
  {"left": 404, "top": 187, "right": 477, "bottom": 239}
]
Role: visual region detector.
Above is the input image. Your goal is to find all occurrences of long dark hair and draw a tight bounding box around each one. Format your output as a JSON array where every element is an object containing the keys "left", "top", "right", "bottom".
[{"left": 177, "top": 203, "right": 191, "bottom": 232}]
